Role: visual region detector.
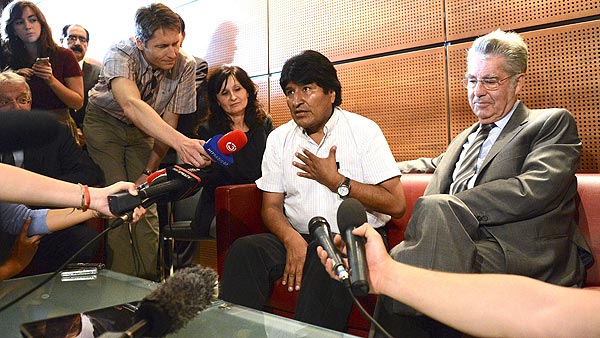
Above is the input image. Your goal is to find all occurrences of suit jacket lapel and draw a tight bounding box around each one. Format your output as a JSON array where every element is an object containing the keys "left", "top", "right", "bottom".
[
  {"left": 480, "top": 102, "right": 529, "bottom": 171},
  {"left": 427, "top": 124, "right": 478, "bottom": 194}
]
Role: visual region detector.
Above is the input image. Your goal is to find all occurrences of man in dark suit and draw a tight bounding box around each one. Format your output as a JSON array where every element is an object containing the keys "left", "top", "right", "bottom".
[
  {"left": 374, "top": 29, "right": 593, "bottom": 337},
  {"left": 61, "top": 24, "right": 101, "bottom": 147},
  {"left": 0, "top": 71, "right": 103, "bottom": 275}
]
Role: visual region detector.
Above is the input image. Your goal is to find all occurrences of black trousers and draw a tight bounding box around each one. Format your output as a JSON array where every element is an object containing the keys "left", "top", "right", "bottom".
[{"left": 220, "top": 228, "right": 389, "bottom": 332}]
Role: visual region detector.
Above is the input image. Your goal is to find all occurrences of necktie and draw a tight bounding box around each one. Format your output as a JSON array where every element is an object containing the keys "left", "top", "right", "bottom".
[
  {"left": 1, "top": 151, "right": 15, "bottom": 165},
  {"left": 450, "top": 123, "right": 495, "bottom": 195}
]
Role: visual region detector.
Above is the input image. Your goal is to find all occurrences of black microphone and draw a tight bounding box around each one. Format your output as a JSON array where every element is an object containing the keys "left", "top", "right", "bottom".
[
  {"left": 0, "top": 110, "right": 60, "bottom": 152},
  {"left": 113, "top": 265, "right": 218, "bottom": 337},
  {"left": 107, "top": 164, "right": 205, "bottom": 216},
  {"left": 308, "top": 216, "right": 350, "bottom": 286},
  {"left": 337, "top": 198, "right": 370, "bottom": 297}
]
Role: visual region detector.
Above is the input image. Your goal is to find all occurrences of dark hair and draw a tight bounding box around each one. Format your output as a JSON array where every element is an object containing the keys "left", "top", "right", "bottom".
[
  {"left": 61, "top": 24, "right": 90, "bottom": 41},
  {"left": 279, "top": 50, "right": 342, "bottom": 107},
  {"left": 177, "top": 14, "right": 185, "bottom": 34},
  {"left": 134, "top": 3, "right": 180, "bottom": 46},
  {"left": 1, "top": 0, "right": 57, "bottom": 68},
  {"left": 203, "top": 65, "right": 268, "bottom": 134}
]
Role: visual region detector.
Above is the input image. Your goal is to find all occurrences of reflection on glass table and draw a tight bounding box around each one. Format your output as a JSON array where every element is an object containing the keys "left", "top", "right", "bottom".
[
  {"left": 2, "top": 269, "right": 359, "bottom": 338},
  {"left": 0, "top": 269, "right": 157, "bottom": 338}
]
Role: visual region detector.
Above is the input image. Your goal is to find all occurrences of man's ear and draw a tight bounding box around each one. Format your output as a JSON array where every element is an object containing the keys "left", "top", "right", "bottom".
[{"left": 135, "top": 36, "right": 144, "bottom": 51}]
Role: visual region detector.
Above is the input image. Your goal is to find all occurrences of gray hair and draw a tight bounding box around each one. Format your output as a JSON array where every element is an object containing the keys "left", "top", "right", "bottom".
[
  {"left": 0, "top": 71, "right": 31, "bottom": 97},
  {"left": 467, "top": 29, "right": 528, "bottom": 76}
]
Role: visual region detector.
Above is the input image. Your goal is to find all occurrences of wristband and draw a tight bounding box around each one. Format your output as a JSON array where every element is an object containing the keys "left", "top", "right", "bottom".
[
  {"left": 142, "top": 169, "right": 154, "bottom": 176},
  {"left": 78, "top": 184, "right": 90, "bottom": 212}
]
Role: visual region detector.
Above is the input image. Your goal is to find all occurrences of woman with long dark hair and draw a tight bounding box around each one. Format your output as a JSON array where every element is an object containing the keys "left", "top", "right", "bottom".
[
  {"left": 1, "top": 0, "right": 83, "bottom": 142},
  {"left": 193, "top": 65, "right": 273, "bottom": 236}
]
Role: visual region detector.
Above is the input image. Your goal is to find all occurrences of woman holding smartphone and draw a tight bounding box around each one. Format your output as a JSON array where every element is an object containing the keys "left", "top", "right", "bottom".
[{"left": 1, "top": 1, "right": 83, "bottom": 142}]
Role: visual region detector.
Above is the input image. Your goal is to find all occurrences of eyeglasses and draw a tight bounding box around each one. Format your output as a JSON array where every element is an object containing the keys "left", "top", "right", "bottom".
[
  {"left": 461, "top": 74, "right": 519, "bottom": 91},
  {"left": 66, "top": 35, "right": 88, "bottom": 43},
  {"left": 0, "top": 96, "right": 32, "bottom": 107}
]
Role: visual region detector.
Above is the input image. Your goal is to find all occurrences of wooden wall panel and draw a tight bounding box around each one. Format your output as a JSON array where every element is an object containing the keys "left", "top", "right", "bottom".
[
  {"left": 175, "top": 0, "right": 268, "bottom": 77},
  {"left": 268, "top": 0, "right": 445, "bottom": 72},
  {"left": 448, "top": 20, "right": 600, "bottom": 172},
  {"left": 447, "top": 0, "right": 600, "bottom": 41},
  {"left": 266, "top": 48, "right": 448, "bottom": 162},
  {"left": 335, "top": 48, "right": 448, "bottom": 161},
  {"left": 253, "top": 76, "right": 270, "bottom": 119},
  {"left": 268, "top": 76, "right": 292, "bottom": 128}
]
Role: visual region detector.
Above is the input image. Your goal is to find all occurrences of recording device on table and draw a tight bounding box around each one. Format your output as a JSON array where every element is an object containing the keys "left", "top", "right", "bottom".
[
  {"left": 108, "top": 129, "right": 248, "bottom": 217},
  {"left": 60, "top": 263, "right": 106, "bottom": 282},
  {"left": 20, "top": 265, "right": 219, "bottom": 338}
]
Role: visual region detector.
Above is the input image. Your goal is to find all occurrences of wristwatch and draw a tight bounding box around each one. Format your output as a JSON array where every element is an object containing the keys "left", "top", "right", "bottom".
[{"left": 337, "top": 176, "right": 351, "bottom": 198}]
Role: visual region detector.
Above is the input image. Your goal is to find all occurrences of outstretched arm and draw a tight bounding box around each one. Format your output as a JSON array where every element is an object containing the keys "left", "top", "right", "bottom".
[
  {"left": 319, "top": 224, "right": 600, "bottom": 338},
  {"left": 0, "top": 164, "right": 140, "bottom": 217}
]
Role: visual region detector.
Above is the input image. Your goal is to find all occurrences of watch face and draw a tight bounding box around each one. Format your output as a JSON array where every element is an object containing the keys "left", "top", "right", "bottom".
[{"left": 338, "top": 186, "right": 349, "bottom": 197}]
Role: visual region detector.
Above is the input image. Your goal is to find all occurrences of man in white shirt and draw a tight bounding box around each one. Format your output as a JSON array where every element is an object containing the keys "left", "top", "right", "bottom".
[{"left": 219, "top": 50, "right": 406, "bottom": 332}]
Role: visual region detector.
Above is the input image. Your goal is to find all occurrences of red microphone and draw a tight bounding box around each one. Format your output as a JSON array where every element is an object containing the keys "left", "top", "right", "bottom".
[{"left": 204, "top": 130, "right": 248, "bottom": 166}]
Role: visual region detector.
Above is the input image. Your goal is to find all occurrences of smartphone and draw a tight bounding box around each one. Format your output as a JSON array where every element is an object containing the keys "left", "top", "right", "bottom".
[{"left": 34, "top": 57, "right": 49, "bottom": 66}]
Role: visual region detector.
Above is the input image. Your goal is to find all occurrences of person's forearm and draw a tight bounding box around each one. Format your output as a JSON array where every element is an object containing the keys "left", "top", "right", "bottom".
[
  {"left": 123, "top": 100, "right": 188, "bottom": 150},
  {"left": 348, "top": 178, "right": 405, "bottom": 218},
  {"left": 0, "top": 165, "right": 81, "bottom": 208},
  {"left": 0, "top": 260, "right": 23, "bottom": 281},
  {"left": 262, "top": 205, "right": 299, "bottom": 244},
  {"left": 381, "top": 261, "right": 600, "bottom": 338},
  {"left": 45, "top": 209, "right": 96, "bottom": 232},
  {"left": 47, "top": 76, "right": 84, "bottom": 109}
]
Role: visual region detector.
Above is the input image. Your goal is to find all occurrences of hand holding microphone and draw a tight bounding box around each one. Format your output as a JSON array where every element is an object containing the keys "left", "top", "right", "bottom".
[
  {"left": 337, "top": 198, "right": 370, "bottom": 297},
  {"left": 309, "top": 216, "right": 350, "bottom": 286},
  {"left": 203, "top": 129, "right": 248, "bottom": 167},
  {"left": 107, "top": 130, "right": 248, "bottom": 216},
  {"left": 107, "top": 164, "right": 204, "bottom": 216}
]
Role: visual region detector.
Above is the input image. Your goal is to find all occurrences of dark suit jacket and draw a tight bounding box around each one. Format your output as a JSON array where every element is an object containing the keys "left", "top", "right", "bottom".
[
  {"left": 23, "top": 123, "right": 104, "bottom": 187},
  {"left": 70, "top": 61, "right": 101, "bottom": 128},
  {"left": 401, "top": 102, "right": 592, "bottom": 286}
]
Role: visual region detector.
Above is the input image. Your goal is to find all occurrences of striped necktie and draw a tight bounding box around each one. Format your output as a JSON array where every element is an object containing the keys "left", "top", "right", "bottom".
[{"left": 450, "top": 123, "right": 495, "bottom": 195}]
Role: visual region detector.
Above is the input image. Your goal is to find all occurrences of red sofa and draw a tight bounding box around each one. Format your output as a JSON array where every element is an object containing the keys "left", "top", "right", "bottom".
[{"left": 216, "top": 173, "right": 600, "bottom": 337}]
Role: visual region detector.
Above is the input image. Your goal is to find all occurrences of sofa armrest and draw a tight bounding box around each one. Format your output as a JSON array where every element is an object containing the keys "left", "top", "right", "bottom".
[
  {"left": 386, "top": 174, "right": 432, "bottom": 247},
  {"left": 216, "top": 183, "right": 266, "bottom": 275}
]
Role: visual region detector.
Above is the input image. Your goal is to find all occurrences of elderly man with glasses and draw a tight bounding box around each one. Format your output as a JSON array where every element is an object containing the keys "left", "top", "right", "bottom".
[
  {"left": 60, "top": 24, "right": 100, "bottom": 147},
  {"left": 368, "top": 29, "right": 593, "bottom": 337}
]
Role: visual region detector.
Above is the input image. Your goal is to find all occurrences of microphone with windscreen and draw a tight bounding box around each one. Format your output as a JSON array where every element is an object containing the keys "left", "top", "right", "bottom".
[
  {"left": 0, "top": 110, "right": 60, "bottom": 152},
  {"left": 203, "top": 129, "right": 248, "bottom": 167},
  {"left": 106, "top": 265, "right": 218, "bottom": 337},
  {"left": 337, "top": 198, "right": 370, "bottom": 297}
]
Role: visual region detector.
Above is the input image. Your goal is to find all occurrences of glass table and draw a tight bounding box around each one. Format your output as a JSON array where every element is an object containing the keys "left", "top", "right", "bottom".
[{"left": 0, "top": 269, "right": 359, "bottom": 338}]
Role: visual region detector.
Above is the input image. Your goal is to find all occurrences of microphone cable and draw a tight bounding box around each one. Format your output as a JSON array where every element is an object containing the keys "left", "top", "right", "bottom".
[
  {"left": 345, "top": 286, "right": 394, "bottom": 338},
  {"left": 0, "top": 213, "right": 134, "bottom": 314}
]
